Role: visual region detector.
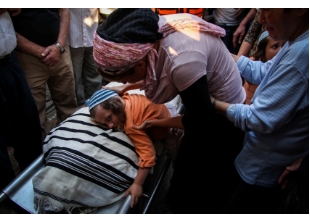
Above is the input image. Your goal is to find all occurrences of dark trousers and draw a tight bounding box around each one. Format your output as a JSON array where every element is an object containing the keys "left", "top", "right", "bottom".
[
  {"left": 223, "top": 168, "right": 285, "bottom": 214},
  {"left": 168, "top": 76, "right": 244, "bottom": 213},
  {"left": 219, "top": 26, "right": 240, "bottom": 54},
  {"left": 0, "top": 52, "right": 42, "bottom": 190}
]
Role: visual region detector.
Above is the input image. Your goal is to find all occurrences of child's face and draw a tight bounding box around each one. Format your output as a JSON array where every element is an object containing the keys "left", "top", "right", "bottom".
[
  {"left": 92, "top": 106, "right": 121, "bottom": 130},
  {"left": 265, "top": 38, "right": 286, "bottom": 61}
]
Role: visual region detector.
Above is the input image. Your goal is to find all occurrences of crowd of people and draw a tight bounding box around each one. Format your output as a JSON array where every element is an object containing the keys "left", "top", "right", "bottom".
[{"left": 0, "top": 8, "right": 308, "bottom": 214}]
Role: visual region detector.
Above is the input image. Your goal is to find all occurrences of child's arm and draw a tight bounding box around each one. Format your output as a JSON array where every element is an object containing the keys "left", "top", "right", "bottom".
[
  {"left": 102, "top": 81, "right": 143, "bottom": 95},
  {"left": 134, "top": 115, "right": 184, "bottom": 130},
  {"left": 124, "top": 167, "right": 151, "bottom": 208}
]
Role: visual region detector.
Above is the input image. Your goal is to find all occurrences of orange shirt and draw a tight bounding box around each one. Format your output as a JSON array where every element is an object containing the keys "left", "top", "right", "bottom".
[
  {"left": 243, "top": 80, "right": 258, "bottom": 105},
  {"left": 123, "top": 93, "right": 170, "bottom": 168}
]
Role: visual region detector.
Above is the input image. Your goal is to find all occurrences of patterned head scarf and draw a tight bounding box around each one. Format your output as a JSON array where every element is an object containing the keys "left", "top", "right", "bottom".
[{"left": 93, "top": 9, "right": 226, "bottom": 101}]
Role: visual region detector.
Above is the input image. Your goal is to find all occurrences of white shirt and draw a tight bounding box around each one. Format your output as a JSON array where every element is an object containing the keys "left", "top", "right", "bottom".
[
  {"left": 66, "top": 8, "right": 98, "bottom": 48},
  {"left": 0, "top": 12, "right": 17, "bottom": 57},
  {"left": 214, "top": 8, "right": 240, "bottom": 26}
]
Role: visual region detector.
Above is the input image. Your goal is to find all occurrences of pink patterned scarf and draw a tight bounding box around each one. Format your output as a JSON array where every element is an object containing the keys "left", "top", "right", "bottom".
[{"left": 93, "top": 18, "right": 225, "bottom": 100}]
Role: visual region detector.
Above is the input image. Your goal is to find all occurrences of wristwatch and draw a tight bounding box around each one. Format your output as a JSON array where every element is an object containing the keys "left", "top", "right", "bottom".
[{"left": 55, "top": 42, "right": 65, "bottom": 54}]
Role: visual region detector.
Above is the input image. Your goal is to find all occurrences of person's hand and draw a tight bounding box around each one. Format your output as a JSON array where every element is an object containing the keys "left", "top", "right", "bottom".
[
  {"left": 102, "top": 84, "right": 126, "bottom": 95},
  {"left": 232, "top": 24, "right": 246, "bottom": 48},
  {"left": 124, "top": 183, "right": 143, "bottom": 208},
  {"left": 0, "top": 8, "right": 21, "bottom": 16},
  {"left": 40, "top": 44, "right": 61, "bottom": 66},
  {"left": 134, "top": 120, "right": 154, "bottom": 131},
  {"left": 277, "top": 156, "right": 304, "bottom": 190},
  {"left": 249, "top": 56, "right": 255, "bottom": 61},
  {"left": 210, "top": 95, "right": 215, "bottom": 102},
  {"left": 231, "top": 53, "right": 240, "bottom": 62}
]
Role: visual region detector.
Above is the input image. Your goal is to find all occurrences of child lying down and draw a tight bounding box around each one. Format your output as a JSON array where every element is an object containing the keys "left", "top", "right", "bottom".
[
  {"left": 87, "top": 89, "right": 182, "bottom": 208},
  {"left": 32, "top": 89, "right": 182, "bottom": 213}
]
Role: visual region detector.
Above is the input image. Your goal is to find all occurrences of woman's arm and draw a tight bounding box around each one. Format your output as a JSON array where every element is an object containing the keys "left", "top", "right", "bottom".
[
  {"left": 134, "top": 115, "right": 184, "bottom": 130},
  {"left": 237, "top": 41, "right": 254, "bottom": 57},
  {"left": 237, "top": 10, "right": 262, "bottom": 57},
  {"left": 210, "top": 96, "right": 230, "bottom": 117}
]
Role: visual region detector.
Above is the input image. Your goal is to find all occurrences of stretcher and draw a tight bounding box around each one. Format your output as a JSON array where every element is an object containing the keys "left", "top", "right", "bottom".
[{"left": 0, "top": 83, "right": 183, "bottom": 214}]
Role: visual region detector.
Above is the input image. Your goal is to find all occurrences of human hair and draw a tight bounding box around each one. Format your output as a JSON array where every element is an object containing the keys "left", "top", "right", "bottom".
[
  {"left": 89, "top": 96, "right": 126, "bottom": 131},
  {"left": 252, "top": 37, "right": 269, "bottom": 62}
]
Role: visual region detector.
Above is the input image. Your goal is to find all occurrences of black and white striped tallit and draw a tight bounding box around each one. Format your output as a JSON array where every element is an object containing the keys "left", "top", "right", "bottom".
[{"left": 32, "top": 107, "right": 139, "bottom": 213}]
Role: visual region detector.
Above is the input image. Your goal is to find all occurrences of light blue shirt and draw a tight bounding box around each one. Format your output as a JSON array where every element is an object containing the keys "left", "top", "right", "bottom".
[{"left": 227, "top": 30, "right": 309, "bottom": 187}]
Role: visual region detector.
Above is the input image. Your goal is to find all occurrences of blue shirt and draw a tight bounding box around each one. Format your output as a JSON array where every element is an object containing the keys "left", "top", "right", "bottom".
[{"left": 227, "top": 30, "right": 309, "bottom": 187}]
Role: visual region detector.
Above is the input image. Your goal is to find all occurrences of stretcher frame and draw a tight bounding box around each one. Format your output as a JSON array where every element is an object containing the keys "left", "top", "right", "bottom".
[{"left": 0, "top": 90, "right": 183, "bottom": 214}]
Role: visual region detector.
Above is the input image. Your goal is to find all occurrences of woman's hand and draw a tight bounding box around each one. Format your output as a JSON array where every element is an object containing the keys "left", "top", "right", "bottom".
[
  {"left": 102, "top": 84, "right": 126, "bottom": 95},
  {"left": 231, "top": 53, "right": 240, "bottom": 62},
  {"left": 135, "top": 116, "right": 184, "bottom": 130},
  {"left": 124, "top": 183, "right": 143, "bottom": 208},
  {"left": 134, "top": 120, "right": 154, "bottom": 130}
]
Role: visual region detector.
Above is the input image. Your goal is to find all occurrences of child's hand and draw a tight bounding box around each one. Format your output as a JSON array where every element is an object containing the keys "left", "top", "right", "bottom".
[{"left": 124, "top": 183, "right": 143, "bottom": 208}]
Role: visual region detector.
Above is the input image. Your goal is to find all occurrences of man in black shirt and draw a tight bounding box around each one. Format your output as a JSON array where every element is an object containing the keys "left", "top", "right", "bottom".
[{"left": 11, "top": 8, "right": 78, "bottom": 140}]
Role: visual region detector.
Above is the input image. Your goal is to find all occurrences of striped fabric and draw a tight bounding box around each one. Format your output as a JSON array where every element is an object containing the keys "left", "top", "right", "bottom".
[
  {"left": 32, "top": 107, "right": 139, "bottom": 213},
  {"left": 87, "top": 89, "right": 117, "bottom": 110}
]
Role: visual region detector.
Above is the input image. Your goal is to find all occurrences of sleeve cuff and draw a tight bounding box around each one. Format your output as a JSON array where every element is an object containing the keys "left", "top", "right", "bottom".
[{"left": 226, "top": 104, "right": 236, "bottom": 122}]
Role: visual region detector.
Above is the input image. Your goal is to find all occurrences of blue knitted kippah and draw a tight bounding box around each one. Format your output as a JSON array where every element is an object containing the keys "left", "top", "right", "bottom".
[{"left": 87, "top": 89, "right": 118, "bottom": 111}]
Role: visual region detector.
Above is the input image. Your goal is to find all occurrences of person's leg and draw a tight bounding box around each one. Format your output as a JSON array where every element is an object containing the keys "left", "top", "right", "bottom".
[
  {"left": 220, "top": 28, "right": 240, "bottom": 54},
  {"left": 82, "top": 46, "right": 102, "bottom": 100},
  {"left": 0, "top": 52, "right": 42, "bottom": 189},
  {"left": 220, "top": 28, "right": 231, "bottom": 50},
  {"left": 168, "top": 76, "right": 243, "bottom": 213},
  {"left": 69, "top": 46, "right": 85, "bottom": 107},
  {"left": 223, "top": 171, "right": 285, "bottom": 213},
  {"left": 0, "top": 81, "right": 15, "bottom": 190},
  {"left": 48, "top": 45, "right": 78, "bottom": 124},
  {"left": 14, "top": 50, "right": 50, "bottom": 140}
]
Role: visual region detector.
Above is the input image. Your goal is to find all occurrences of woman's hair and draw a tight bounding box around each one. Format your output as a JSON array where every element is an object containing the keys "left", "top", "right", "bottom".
[
  {"left": 89, "top": 96, "right": 126, "bottom": 131},
  {"left": 252, "top": 37, "right": 269, "bottom": 62}
]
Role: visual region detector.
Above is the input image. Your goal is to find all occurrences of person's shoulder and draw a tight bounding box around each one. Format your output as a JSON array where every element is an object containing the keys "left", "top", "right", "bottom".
[
  {"left": 124, "top": 93, "right": 147, "bottom": 102},
  {"left": 158, "top": 13, "right": 201, "bottom": 27},
  {"left": 286, "top": 31, "right": 309, "bottom": 59}
]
